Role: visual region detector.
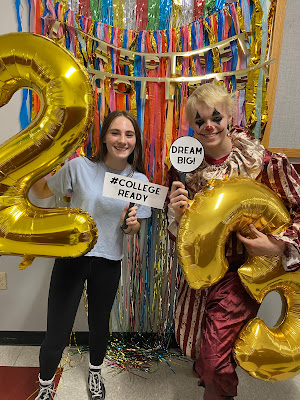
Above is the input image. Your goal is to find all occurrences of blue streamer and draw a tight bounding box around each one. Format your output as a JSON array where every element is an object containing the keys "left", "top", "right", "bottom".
[
  {"left": 214, "top": 0, "right": 225, "bottom": 12},
  {"left": 29, "top": 89, "right": 33, "bottom": 120},
  {"left": 241, "top": 0, "right": 251, "bottom": 32},
  {"left": 191, "top": 22, "right": 198, "bottom": 75},
  {"left": 205, "top": 18, "right": 213, "bottom": 74},
  {"left": 228, "top": 7, "right": 238, "bottom": 72},
  {"left": 191, "top": 22, "right": 197, "bottom": 50},
  {"left": 102, "top": 0, "right": 113, "bottom": 25},
  {"left": 79, "top": 15, "right": 85, "bottom": 30},
  {"left": 110, "top": 27, "right": 115, "bottom": 76},
  {"left": 159, "top": 0, "right": 172, "bottom": 30},
  {"left": 41, "top": 0, "right": 50, "bottom": 34},
  {"left": 153, "top": 31, "right": 158, "bottom": 51},
  {"left": 15, "top": 1, "right": 31, "bottom": 129},
  {"left": 98, "top": 86, "right": 102, "bottom": 139},
  {"left": 188, "top": 126, "right": 194, "bottom": 137},
  {"left": 180, "top": 26, "right": 184, "bottom": 52},
  {"left": 27, "top": 0, "right": 31, "bottom": 31},
  {"left": 165, "top": 28, "right": 170, "bottom": 51},
  {"left": 217, "top": 10, "right": 224, "bottom": 42},
  {"left": 64, "top": 9, "right": 71, "bottom": 49},
  {"left": 250, "top": 0, "right": 254, "bottom": 17},
  {"left": 134, "top": 31, "right": 144, "bottom": 136},
  {"left": 15, "top": 0, "right": 22, "bottom": 32},
  {"left": 86, "top": 132, "right": 92, "bottom": 157},
  {"left": 20, "top": 89, "right": 30, "bottom": 130},
  {"left": 54, "top": 1, "right": 59, "bottom": 15},
  {"left": 73, "top": 15, "right": 87, "bottom": 65}
]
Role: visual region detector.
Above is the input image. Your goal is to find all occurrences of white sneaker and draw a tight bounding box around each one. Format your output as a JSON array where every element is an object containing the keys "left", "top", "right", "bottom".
[
  {"left": 88, "top": 368, "right": 105, "bottom": 399},
  {"left": 35, "top": 381, "right": 55, "bottom": 400}
]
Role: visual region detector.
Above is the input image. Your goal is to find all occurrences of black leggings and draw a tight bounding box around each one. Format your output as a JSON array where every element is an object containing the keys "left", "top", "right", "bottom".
[{"left": 39, "top": 256, "right": 121, "bottom": 380}]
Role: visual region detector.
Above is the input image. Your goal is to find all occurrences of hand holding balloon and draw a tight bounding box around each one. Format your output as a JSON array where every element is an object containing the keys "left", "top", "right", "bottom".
[
  {"left": 176, "top": 177, "right": 291, "bottom": 290},
  {"left": 0, "top": 33, "right": 96, "bottom": 268},
  {"left": 169, "top": 181, "right": 189, "bottom": 223},
  {"left": 237, "top": 224, "right": 287, "bottom": 256},
  {"left": 176, "top": 176, "right": 300, "bottom": 382}
]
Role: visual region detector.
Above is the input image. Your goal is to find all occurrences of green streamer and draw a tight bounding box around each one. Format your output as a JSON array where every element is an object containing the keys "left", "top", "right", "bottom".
[
  {"left": 147, "top": 0, "right": 161, "bottom": 31},
  {"left": 205, "top": 0, "right": 216, "bottom": 15},
  {"left": 90, "top": 0, "right": 102, "bottom": 22}
]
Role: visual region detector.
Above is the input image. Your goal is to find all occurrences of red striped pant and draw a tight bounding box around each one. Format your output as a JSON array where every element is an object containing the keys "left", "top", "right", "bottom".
[{"left": 194, "top": 271, "right": 259, "bottom": 399}]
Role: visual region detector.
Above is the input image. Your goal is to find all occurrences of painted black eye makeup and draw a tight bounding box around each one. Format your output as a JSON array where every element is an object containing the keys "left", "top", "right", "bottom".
[
  {"left": 212, "top": 108, "right": 222, "bottom": 125},
  {"left": 195, "top": 111, "right": 204, "bottom": 128}
]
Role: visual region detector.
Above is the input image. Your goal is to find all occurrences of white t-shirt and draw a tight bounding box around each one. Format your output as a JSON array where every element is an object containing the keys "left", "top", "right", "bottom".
[{"left": 47, "top": 157, "right": 151, "bottom": 260}]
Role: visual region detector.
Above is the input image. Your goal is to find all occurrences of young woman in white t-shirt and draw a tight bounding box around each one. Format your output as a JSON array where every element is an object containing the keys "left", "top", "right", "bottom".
[{"left": 31, "top": 110, "right": 151, "bottom": 400}]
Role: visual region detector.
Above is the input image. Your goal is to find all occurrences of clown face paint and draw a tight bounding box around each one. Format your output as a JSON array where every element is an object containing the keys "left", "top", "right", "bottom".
[
  {"left": 189, "top": 102, "right": 232, "bottom": 159},
  {"left": 212, "top": 108, "right": 222, "bottom": 125}
]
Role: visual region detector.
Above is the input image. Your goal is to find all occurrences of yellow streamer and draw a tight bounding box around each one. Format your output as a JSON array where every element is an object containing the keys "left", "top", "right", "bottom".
[
  {"left": 172, "top": 0, "right": 182, "bottom": 28},
  {"left": 87, "top": 20, "right": 95, "bottom": 60},
  {"left": 260, "top": 0, "right": 278, "bottom": 135},
  {"left": 202, "top": 19, "right": 222, "bottom": 74},
  {"left": 245, "top": 0, "right": 263, "bottom": 131},
  {"left": 113, "top": 0, "right": 125, "bottom": 29}
]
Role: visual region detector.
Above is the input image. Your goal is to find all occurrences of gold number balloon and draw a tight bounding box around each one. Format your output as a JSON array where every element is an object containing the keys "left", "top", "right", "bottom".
[
  {"left": 177, "top": 177, "right": 291, "bottom": 290},
  {"left": 177, "top": 177, "right": 300, "bottom": 381},
  {"left": 0, "top": 33, "right": 97, "bottom": 269},
  {"left": 233, "top": 258, "right": 300, "bottom": 381}
]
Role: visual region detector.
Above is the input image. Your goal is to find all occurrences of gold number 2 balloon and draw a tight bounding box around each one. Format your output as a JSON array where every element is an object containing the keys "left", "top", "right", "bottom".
[
  {"left": 177, "top": 177, "right": 300, "bottom": 381},
  {"left": 0, "top": 33, "right": 98, "bottom": 269}
]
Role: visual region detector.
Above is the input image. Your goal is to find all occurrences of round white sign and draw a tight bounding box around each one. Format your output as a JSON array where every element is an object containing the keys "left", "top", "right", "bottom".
[{"left": 169, "top": 136, "right": 204, "bottom": 173}]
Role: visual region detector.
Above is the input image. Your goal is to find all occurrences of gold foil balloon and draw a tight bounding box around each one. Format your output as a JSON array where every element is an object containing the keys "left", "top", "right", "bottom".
[
  {"left": 233, "top": 258, "right": 300, "bottom": 381},
  {"left": 177, "top": 177, "right": 300, "bottom": 381},
  {"left": 177, "top": 177, "right": 291, "bottom": 290},
  {"left": 0, "top": 33, "right": 97, "bottom": 268}
]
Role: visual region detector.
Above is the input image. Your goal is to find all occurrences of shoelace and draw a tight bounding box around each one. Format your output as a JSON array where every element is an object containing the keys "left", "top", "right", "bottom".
[
  {"left": 89, "top": 370, "right": 104, "bottom": 397},
  {"left": 36, "top": 383, "right": 55, "bottom": 400}
]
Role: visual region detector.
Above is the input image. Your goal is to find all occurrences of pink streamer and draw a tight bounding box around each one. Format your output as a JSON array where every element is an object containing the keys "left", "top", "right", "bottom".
[
  {"left": 68, "top": 10, "right": 77, "bottom": 56},
  {"left": 57, "top": 4, "right": 65, "bottom": 37},
  {"left": 46, "top": 0, "right": 57, "bottom": 37}
]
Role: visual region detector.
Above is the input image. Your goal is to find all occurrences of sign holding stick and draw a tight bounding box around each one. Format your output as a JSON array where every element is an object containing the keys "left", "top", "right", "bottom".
[{"left": 103, "top": 173, "right": 168, "bottom": 209}]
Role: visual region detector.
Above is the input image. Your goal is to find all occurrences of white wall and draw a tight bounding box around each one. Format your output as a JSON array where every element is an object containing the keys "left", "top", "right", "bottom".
[
  {"left": 0, "top": 1, "right": 292, "bottom": 333},
  {"left": 269, "top": 0, "right": 300, "bottom": 149}
]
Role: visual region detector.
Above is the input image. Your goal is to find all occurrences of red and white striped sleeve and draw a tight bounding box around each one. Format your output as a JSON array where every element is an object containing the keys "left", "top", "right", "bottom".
[{"left": 261, "top": 150, "right": 300, "bottom": 271}]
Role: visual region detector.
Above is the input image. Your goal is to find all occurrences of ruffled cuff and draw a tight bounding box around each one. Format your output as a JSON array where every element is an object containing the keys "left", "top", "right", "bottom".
[{"left": 269, "top": 234, "right": 300, "bottom": 272}]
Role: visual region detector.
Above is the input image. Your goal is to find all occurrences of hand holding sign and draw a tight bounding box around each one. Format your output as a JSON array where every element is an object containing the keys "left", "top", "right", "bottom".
[
  {"left": 121, "top": 202, "right": 135, "bottom": 231},
  {"left": 169, "top": 136, "right": 204, "bottom": 212},
  {"left": 103, "top": 173, "right": 168, "bottom": 209}
]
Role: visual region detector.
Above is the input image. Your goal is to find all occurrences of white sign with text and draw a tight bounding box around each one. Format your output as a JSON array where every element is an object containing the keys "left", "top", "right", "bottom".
[
  {"left": 103, "top": 172, "right": 168, "bottom": 209},
  {"left": 169, "top": 136, "right": 204, "bottom": 172}
]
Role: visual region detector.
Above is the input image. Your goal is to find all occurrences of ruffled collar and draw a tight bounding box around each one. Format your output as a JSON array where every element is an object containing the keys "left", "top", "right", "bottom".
[{"left": 185, "top": 126, "right": 265, "bottom": 195}]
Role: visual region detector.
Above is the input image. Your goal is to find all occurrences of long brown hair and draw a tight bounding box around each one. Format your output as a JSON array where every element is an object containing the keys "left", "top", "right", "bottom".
[{"left": 89, "top": 110, "right": 146, "bottom": 175}]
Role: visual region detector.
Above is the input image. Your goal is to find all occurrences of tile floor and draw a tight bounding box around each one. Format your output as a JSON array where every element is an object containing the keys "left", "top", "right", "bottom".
[{"left": 1, "top": 345, "right": 300, "bottom": 400}]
